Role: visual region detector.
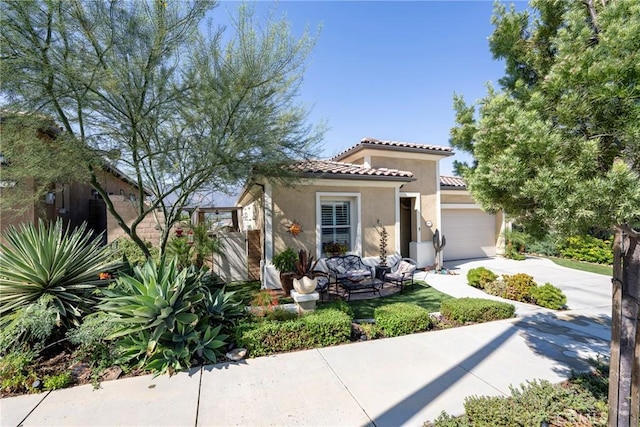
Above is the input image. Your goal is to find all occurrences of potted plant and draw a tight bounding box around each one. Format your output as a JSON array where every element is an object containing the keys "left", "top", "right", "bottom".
[
  {"left": 272, "top": 247, "right": 297, "bottom": 294},
  {"left": 323, "top": 241, "right": 348, "bottom": 257},
  {"left": 293, "top": 249, "right": 320, "bottom": 294},
  {"left": 374, "top": 220, "right": 391, "bottom": 279}
]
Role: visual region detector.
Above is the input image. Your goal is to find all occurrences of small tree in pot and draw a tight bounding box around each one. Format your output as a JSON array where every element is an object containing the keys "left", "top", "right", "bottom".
[{"left": 272, "top": 248, "right": 297, "bottom": 295}]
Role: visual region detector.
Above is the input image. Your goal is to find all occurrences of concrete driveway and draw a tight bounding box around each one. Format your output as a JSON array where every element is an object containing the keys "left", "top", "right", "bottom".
[{"left": 1, "top": 257, "right": 613, "bottom": 427}]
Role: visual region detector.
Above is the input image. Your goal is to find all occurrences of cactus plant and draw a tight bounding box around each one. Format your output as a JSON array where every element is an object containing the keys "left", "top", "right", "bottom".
[{"left": 433, "top": 229, "right": 447, "bottom": 270}]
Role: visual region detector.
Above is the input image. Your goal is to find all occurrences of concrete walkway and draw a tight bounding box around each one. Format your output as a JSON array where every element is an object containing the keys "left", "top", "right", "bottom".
[{"left": 1, "top": 257, "right": 612, "bottom": 427}]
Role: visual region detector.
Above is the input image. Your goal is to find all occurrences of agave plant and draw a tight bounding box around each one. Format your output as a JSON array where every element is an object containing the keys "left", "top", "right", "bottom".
[
  {"left": 99, "top": 258, "right": 234, "bottom": 375},
  {"left": 0, "top": 220, "right": 119, "bottom": 326}
]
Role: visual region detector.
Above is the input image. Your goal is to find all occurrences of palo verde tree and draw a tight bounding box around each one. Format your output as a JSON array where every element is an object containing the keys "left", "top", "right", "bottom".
[
  {"left": 0, "top": 0, "right": 323, "bottom": 255},
  {"left": 450, "top": 1, "right": 640, "bottom": 425}
]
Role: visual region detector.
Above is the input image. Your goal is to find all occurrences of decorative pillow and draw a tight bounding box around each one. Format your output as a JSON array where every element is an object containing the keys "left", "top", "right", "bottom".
[
  {"left": 397, "top": 261, "right": 416, "bottom": 275},
  {"left": 334, "top": 265, "right": 347, "bottom": 274},
  {"left": 349, "top": 269, "right": 371, "bottom": 278}
]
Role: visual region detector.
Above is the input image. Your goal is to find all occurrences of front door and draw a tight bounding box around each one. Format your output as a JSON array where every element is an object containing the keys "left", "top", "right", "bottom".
[{"left": 399, "top": 197, "right": 415, "bottom": 257}]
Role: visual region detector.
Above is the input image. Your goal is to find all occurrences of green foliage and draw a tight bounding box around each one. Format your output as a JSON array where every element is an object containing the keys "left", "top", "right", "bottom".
[
  {"left": 0, "top": 295, "right": 59, "bottom": 355},
  {"left": 450, "top": 1, "right": 640, "bottom": 238},
  {"left": 0, "top": 351, "right": 37, "bottom": 395},
  {"left": 525, "top": 237, "right": 559, "bottom": 256},
  {"left": 318, "top": 299, "right": 354, "bottom": 319},
  {"left": 98, "top": 259, "right": 243, "bottom": 375},
  {"left": 294, "top": 249, "right": 319, "bottom": 279},
  {"left": 43, "top": 372, "right": 73, "bottom": 390},
  {"left": 558, "top": 235, "right": 613, "bottom": 265},
  {"left": 235, "top": 309, "right": 352, "bottom": 357},
  {"left": 440, "top": 298, "right": 515, "bottom": 323},
  {"left": 264, "top": 308, "right": 298, "bottom": 322},
  {"left": 0, "top": 220, "right": 120, "bottom": 327},
  {"left": 272, "top": 248, "right": 298, "bottom": 273},
  {"left": 374, "top": 303, "right": 433, "bottom": 337},
  {"left": 1, "top": 1, "right": 324, "bottom": 255},
  {"left": 466, "top": 267, "right": 497, "bottom": 289},
  {"left": 530, "top": 283, "right": 567, "bottom": 310},
  {"left": 427, "top": 361, "right": 609, "bottom": 426},
  {"left": 66, "top": 312, "right": 121, "bottom": 370},
  {"left": 504, "top": 229, "right": 527, "bottom": 260},
  {"left": 108, "top": 238, "right": 160, "bottom": 268},
  {"left": 502, "top": 273, "right": 537, "bottom": 303},
  {"left": 358, "top": 322, "right": 383, "bottom": 340},
  {"left": 166, "top": 237, "right": 194, "bottom": 270},
  {"left": 483, "top": 280, "right": 507, "bottom": 298}
]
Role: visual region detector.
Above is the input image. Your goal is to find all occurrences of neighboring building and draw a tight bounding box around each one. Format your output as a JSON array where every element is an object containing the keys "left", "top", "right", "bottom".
[
  {"left": 0, "top": 115, "right": 154, "bottom": 244},
  {"left": 236, "top": 137, "right": 504, "bottom": 289}
]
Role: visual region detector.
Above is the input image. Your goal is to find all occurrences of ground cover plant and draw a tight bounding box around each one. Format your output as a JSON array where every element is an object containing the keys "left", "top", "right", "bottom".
[
  {"left": 345, "top": 281, "right": 453, "bottom": 319},
  {"left": 426, "top": 359, "right": 609, "bottom": 426},
  {"left": 466, "top": 267, "right": 497, "bottom": 289}
]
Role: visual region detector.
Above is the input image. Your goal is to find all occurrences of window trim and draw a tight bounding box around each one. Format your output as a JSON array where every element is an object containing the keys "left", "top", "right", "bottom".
[{"left": 316, "top": 192, "right": 361, "bottom": 259}]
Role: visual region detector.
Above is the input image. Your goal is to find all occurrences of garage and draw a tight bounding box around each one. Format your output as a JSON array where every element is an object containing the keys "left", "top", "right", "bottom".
[{"left": 441, "top": 208, "right": 497, "bottom": 261}]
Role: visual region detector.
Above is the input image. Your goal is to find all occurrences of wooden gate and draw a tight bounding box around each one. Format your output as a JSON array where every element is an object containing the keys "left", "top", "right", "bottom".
[{"left": 247, "top": 230, "right": 262, "bottom": 281}]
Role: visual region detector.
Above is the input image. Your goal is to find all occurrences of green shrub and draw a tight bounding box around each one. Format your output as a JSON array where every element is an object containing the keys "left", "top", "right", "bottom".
[
  {"left": 466, "top": 267, "right": 497, "bottom": 289},
  {"left": 502, "top": 273, "right": 537, "bottom": 303},
  {"left": 98, "top": 259, "right": 243, "bottom": 375},
  {"left": 67, "top": 312, "right": 120, "bottom": 370},
  {"left": 265, "top": 308, "right": 298, "bottom": 322},
  {"left": 530, "top": 283, "right": 567, "bottom": 309},
  {"left": 374, "top": 303, "right": 432, "bottom": 337},
  {"left": 235, "top": 309, "right": 351, "bottom": 357},
  {"left": 318, "top": 299, "right": 354, "bottom": 319},
  {"left": 43, "top": 372, "right": 73, "bottom": 390},
  {"left": 440, "top": 298, "right": 515, "bottom": 323},
  {"left": 483, "top": 280, "right": 507, "bottom": 298},
  {"left": 0, "top": 351, "right": 37, "bottom": 395},
  {"left": 0, "top": 295, "right": 59, "bottom": 355},
  {"left": 427, "top": 360, "right": 609, "bottom": 427},
  {"left": 358, "top": 322, "right": 383, "bottom": 340},
  {"left": 108, "top": 237, "right": 160, "bottom": 268},
  {"left": 0, "top": 220, "right": 121, "bottom": 327},
  {"left": 558, "top": 235, "right": 613, "bottom": 265},
  {"left": 525, "top": 237, "right": 559, "bottom": 256}
]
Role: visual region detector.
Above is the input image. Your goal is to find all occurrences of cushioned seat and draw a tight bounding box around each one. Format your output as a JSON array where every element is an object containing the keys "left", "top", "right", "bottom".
[{"left": 383, "top": 258, "right": 417, "bottom": 293}]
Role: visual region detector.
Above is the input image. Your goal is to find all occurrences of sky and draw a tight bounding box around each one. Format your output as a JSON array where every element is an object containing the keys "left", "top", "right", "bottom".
[{"left": 211, "top": 0, "right": 522, "bottom": 205}]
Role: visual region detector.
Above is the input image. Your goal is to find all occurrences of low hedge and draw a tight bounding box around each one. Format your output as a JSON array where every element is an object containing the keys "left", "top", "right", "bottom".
[
  {"left": 530, "top": 283, "right": 567, "bottom": 310},
  {"left": 440, "top": 298, "right": 515, "bottom": 323},
  {"left": 466, "top": 267, "right": 497, "bottom": 289},
  {"left": 558, "top": 235, "right": 613, "bottom": 265},
  {"left": 374, "top": 303, "right": 433, "bottom": 337},
  {"left": 235, "top": 309, "right": 352, "bottom": 357}
]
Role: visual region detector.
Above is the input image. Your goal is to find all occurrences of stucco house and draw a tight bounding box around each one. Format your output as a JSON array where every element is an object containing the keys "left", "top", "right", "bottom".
[{"left": 236, "top": 137, "right": 505, "bottom": 289}]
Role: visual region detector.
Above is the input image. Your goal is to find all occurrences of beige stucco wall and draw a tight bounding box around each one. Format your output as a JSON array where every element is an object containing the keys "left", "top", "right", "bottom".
[
  {"left": 370, "top": 156, "right": 439, "bottom": 242},
  {"left": 271, "top": 183, "right": 397, "bottom": 258}
]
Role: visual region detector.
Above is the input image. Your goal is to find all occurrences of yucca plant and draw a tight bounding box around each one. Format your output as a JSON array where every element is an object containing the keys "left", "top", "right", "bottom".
[{"left": 0, "top": 219, "right": 119, "bottom": 327}]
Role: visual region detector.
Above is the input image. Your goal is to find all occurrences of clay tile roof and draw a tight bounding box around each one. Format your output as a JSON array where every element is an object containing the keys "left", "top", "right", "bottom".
[
  {"left": 440, "top": 175, "right": 467, "bottom": 189},
  {"left": 291, "top": 159, "right": 414, "bottom": 181},
  {"left": 332, "top": 137, "right": 453, "bottom": 161}
]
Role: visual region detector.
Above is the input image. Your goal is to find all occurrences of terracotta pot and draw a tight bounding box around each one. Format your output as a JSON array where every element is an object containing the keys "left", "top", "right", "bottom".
[
  {"left": 280, "top": 273, "right": 294, "bottom": 295},
  {"left": 293, "top": 276, "right": 318, "bottom": 294}
]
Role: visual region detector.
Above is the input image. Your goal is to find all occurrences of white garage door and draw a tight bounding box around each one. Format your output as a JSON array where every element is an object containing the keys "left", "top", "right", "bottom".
[{"left": 441, "top": 209, "right": 496, "bottom": 261}]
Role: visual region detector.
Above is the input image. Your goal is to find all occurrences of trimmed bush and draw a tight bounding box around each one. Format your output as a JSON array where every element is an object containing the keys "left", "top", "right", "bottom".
[
  {"left": 374, "top": 303, "right": 432, "bottom": 337},
  {"left": 558, "top": 235, "right": 613, "bottom": 265},
  {"left": 531, "top": 283, "right": 567, "bottom": 310},
  {"left": 483, "top": 280, "right": 507, "bottom": 298},
  {"left": 466, "top": 267, "right": 497, "bottom": 289},
  {"left": 235, "top": 309, "right": 351, "bottom": 357},
  {"left": 440, "top": 298, "right": 515, "bottom": 323},
  {"left": 502, "top": 273, "right": 537, "bottom": 303}
]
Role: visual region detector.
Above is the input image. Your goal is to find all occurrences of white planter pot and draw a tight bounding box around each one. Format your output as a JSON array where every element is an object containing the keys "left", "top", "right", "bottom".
[{"left": 293, "top": 276, "right": 318, "bottom": 294}]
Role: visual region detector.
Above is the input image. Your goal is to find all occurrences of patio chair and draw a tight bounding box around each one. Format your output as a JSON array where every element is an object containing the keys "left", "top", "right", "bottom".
[
  {"left": 312, "top": 271, "right": 330, "bottom": 301},
  {"left": 383, "top": 258, "right": 418, "bottom": 293}
]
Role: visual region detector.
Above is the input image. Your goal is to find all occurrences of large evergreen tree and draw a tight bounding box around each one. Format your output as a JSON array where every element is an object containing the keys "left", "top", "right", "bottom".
[
  {"left": 0, "top": 0, "right": 323, "bottom": 254},
  {"left": 450, "top": 1, "right": 640, "bottom": 424}
]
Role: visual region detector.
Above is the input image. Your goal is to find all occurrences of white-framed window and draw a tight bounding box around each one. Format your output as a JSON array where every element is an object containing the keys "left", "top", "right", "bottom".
[
  {"left": 316, "top": 192, "right": 361, "bottom": 258},
  {"left": 321, "top": 201, "right": 351, "bottom": 251}
]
